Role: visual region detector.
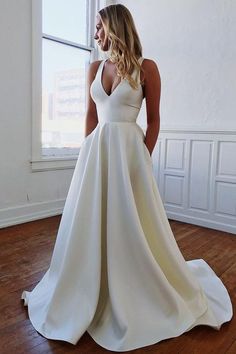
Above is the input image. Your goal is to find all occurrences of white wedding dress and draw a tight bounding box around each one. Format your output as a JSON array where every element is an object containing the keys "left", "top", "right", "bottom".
[{"left": 21, "top": 57, "right": 233, "bottom": 352}]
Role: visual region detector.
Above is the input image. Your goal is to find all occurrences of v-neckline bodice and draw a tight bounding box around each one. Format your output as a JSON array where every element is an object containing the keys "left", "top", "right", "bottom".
[
  {"left": 100, "top": 57, "right": 143, "bottom": 98},
  {"left": 100, "top": 59, "right": 123, "bottom": 98}
]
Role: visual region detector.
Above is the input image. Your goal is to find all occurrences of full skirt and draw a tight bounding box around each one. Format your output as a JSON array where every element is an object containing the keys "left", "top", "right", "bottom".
[{"left": 21, "top": 122, "right": 233, "bottom": 352}]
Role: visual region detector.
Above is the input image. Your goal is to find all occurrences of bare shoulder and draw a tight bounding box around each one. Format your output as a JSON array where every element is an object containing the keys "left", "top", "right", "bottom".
[
  {"left": 142, "top": 58, "right": 159, "bottom": 71},
  {"left": 89, "top": 59, "right": 103, "bottom": 69},
  {"left": 87, "top": 60, "right": 103, "bottom": 80},
  {"left": 140, "top": 58, "right": 161, "bottom": 83}
]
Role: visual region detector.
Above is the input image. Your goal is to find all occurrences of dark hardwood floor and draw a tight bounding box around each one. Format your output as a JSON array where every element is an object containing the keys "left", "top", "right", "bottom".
[{"left": 0, "top": 216, "right": 235, "bottom": 354}]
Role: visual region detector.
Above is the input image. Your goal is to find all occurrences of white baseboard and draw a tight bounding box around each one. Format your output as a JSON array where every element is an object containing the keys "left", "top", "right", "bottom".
[
  {"left": 0, "top": 199, "right": 64, "bottom": 229},
  {"left": 166, "top": 211, "right": 236, "bottom": 235},
  {"left": 1, "top": 199, "right": 235, "bottom": 236}
]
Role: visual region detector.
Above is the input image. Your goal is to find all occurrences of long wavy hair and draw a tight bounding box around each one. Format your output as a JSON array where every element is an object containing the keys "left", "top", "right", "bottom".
[{"left": 98, "top": 4, "right": 144, "bottom": 89}]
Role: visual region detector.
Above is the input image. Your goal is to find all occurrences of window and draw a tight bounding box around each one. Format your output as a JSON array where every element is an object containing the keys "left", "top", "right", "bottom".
[
  {"left": 31, "top": 0, "right": 104, "bottom": 172},
  {"left": 42, "top": 0, "right": 90, "bottom": 157}
]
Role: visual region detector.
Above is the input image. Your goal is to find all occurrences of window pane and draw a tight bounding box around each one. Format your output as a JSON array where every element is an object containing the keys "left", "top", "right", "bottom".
[
  {"left": 43, "top": 0, "right": 87, "bottom": 45},
  {"left": 42, "top": 38, "right": 90, "bottom": 154}
]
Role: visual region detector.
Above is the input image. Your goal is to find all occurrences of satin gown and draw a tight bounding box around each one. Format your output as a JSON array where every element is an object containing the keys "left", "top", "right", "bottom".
[{"left": 21, "top": 57, "right": 233, "bottom": 352}]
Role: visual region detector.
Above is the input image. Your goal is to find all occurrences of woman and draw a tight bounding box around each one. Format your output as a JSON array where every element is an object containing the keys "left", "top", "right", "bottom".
[{"left": 21, "top": 4, "right": 233, "bottom": 352}]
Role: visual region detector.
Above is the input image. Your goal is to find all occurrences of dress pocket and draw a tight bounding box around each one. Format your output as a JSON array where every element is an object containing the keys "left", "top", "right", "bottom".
[
  {"left": 83, "top": 127, "right": 97, "bottom": 144},
  {"left": 84, "top": 131, "right": 93, "bottom": 141},
  {"left": 143, "top": 142, "right": 153, "bottom": 168},
  {"left": 143, "top": 141, "right": 151, "bottom": 157},
  {"left": 135, "top": 124, "right": 153, "bottom": 164}
]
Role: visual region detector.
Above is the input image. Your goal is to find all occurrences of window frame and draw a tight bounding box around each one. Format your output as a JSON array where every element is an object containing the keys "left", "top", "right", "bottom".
[{"left": 31, "top": 0, "right": 105, "bottom": 172}]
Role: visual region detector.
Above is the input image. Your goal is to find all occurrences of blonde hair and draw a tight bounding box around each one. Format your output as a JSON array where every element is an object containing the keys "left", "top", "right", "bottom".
[{"left": 98, "top": 4, "right": 144, "bottom": 89}]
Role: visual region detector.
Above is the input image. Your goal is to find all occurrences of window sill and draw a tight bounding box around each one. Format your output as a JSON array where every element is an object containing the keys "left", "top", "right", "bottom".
[{"left": 30, "top": 156, "right": 78, "bottom": 172}]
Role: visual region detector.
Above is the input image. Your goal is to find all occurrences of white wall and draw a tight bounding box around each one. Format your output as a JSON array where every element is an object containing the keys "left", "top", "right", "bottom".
[{"left": 117, "top": 0, "right": 236, "bottom": 131}]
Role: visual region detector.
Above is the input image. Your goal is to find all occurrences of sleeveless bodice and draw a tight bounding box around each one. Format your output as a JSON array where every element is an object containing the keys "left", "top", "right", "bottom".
[{"left": 90, "top": 57, "right": 144, "bottom": 124}]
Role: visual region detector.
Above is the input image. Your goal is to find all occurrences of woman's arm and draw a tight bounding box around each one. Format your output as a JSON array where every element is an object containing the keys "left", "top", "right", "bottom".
[
  {"left": 142, "top": 59, "right": 161, "bottom": 156},
  {"left": 84, "top": 61, "right": 101, "bottom": 137}
]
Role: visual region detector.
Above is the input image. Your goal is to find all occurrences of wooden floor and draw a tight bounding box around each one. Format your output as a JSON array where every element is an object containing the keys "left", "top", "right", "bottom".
[{"left": 0, "top": 216, "right": 235, "bottom": 354}]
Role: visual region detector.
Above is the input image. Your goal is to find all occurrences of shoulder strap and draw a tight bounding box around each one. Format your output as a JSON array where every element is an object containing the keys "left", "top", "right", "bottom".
[
  {"left": 92, "top": 59, "right": 105, "bottom": 81},
  {"left": 138, "top": 56, "right": 144, "bottom": 65},
  {"left": 138, "top": 57, "right": 144, "bottom": 84}
]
